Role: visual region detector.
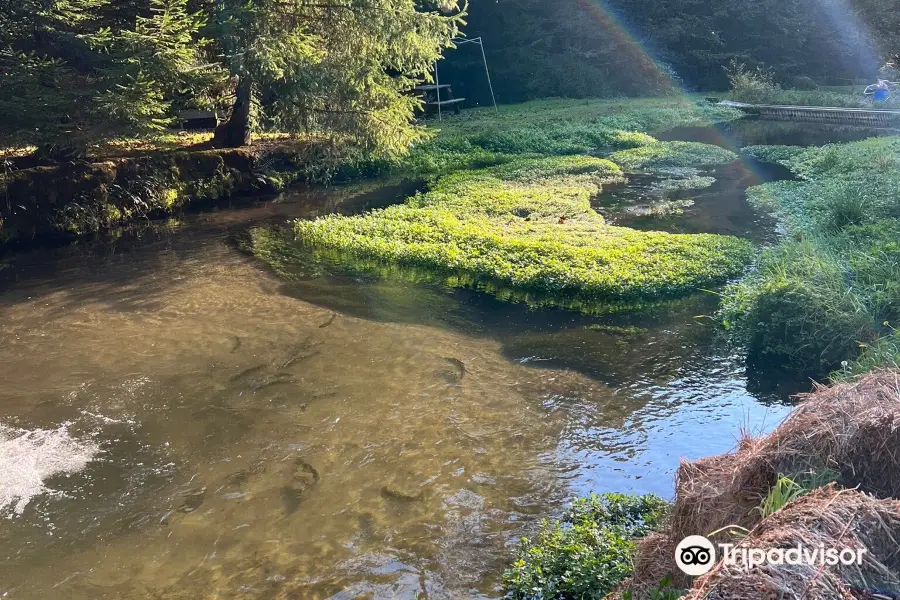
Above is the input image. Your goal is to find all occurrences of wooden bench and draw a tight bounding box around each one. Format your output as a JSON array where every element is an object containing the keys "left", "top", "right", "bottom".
[
  {"left": 414, "top": 85, "right": 465, "bottom": 115},
  {"left": 430, "top": 98, "right": 466, "bottom": 113},
  {"left": 175, "top": 110, "right": 220, "bottom": 130}
]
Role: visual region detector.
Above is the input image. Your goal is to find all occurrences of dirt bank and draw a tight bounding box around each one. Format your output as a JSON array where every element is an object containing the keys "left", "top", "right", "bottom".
[{"left": 0, "top": 143, "right": 320, "bottom": 248}]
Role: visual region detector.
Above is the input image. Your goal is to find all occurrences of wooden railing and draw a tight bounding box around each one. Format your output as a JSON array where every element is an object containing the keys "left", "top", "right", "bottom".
[{"left": 718, "top": 100, "right": 900, "bottom": 127}]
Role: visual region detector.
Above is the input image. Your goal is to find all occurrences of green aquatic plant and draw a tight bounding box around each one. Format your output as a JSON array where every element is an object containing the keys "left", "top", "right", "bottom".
[
  {"left": 503, "top": 493, "right": 668, "bottom": 600},
  {"left": 245, "top": 100, "right": 753, "bottom": 312},
  {"left": 336, "top": 98, "right": 743, "bottom": 180},
  {"left": 741, "top": 144, "right": 806, "bottom": 168},
  {"left": 430, "top": 98, "right": 741, "bottom": 140},
  {"left": 583, "top": 324, "right": 645, "bottom": 336},
  {"left": 289, "top": 156, "right": 754, "bottom": 307},
  {"left": 652, "top": 175, "right": 716, "bottom": 192},
  {"left": 609, "top": 141, "right": 737, "bottom": 172}
]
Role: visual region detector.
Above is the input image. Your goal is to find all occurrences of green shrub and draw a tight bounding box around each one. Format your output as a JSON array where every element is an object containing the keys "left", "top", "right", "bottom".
[
  {"left": 721, "top": 241, "right": 877, "bottom": 372},
  {"left": 503, "top": 493, "right": 667, "bottom": 600},
  {"left": 726, "top": 61, "right": 782, "bottom": 104}
]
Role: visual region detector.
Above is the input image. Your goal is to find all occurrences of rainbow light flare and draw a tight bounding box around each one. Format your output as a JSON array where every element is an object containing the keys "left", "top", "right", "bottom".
[
  {"left": 573, "top": 0, "right": 681, "bottom": 93},
  {"left": 574, "top": 0, "right": 764, "bottom": 177}
]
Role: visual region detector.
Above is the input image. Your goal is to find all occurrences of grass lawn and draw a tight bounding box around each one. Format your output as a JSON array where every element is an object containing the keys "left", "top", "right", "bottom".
[
  {"left": 728, "top": 85, "right": 900, "bottom": 109},
  {"left": 344, "top": 96, "right": 742, "bottom": 178},
  {"left": 722, "top": 136, "right": 900, "bottom": 377}
]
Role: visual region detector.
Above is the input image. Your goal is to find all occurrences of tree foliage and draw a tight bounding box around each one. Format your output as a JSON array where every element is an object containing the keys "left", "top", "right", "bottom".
[
  {"left": 1, "top": 0, "right": 216, "bottom": 152},
  {"left": 1, "top": 0, "right": 464, "bottom": 153},
  {"left": 439, "top": 0, "right": 898, "bottom": 104},
  {"left": 209, "top": 0, "right": 463, "bottom": 151}
]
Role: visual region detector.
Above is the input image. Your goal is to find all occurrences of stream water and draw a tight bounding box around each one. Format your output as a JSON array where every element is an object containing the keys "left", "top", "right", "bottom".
[{"left": 0, "top": 119, "right": 891, "bottom": 599}]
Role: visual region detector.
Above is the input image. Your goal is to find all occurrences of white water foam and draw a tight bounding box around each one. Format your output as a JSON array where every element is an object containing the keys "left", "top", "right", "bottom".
[{"left": 0, "top": 424, "right": 99, "bottom": 517}]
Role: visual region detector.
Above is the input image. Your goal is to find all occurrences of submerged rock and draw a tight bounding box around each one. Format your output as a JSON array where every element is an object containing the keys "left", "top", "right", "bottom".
[
  {"left": 380, "top": 472, "right": 429, "bottom": 502},
  {"left": 433, "top": 356, "right": 467, "bottom": 385}
]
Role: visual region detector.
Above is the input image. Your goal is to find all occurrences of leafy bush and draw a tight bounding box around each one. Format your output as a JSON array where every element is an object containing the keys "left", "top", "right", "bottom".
[
  {"left": 726, "top": 61, "right": 782, "bottom": 104},
  {"left": 721, "top": 241, "right": 878, "bottom": 372},
  {"left": 503, "top": 493, "right": 668, "bottom": 600}
]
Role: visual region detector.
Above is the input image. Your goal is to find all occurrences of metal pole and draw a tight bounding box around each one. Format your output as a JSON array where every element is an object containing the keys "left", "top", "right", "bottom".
[
  {"left": 434, "top": 60, "right": 442, "bottom": 122},
  {"left": 477, "top": 38, "right": 498, "bottom": 112}
]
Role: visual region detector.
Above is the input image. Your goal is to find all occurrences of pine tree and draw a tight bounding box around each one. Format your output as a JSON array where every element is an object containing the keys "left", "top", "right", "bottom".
[
  {"left": 94, "top": 0, "right": 224, "bottom": 133},
  {"left": 2, "top": 0, "right": 464, "bottom": 158},
  {"left": 0, "top": 0, "right": 213, "bottom": 153},
  {"left": 207, "top": 0, "right": 464, "bottom": 152}
]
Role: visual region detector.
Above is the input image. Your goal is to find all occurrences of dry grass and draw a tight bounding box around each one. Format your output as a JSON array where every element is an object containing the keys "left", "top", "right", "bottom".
[
  {"left": 685, "top": 487, "right": 900, "bottom": 600},
  {"left": 628, "top": 533, "right": 680, "bottom": 596},
  {"left": 630, "top": 370, "right": 900, "bottom": 598},
  {"left": 672, "top": 371, "right": 900, "bottom": 549}
]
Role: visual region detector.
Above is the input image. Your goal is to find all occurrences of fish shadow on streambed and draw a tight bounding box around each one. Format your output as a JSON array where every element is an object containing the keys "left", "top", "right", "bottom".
[
  {"left": 227, "top": 338, "right": 325, "bottom": 393},
  {"left": 281, "top": 458, "right": 320, "bottom": 515},
  {"left": 433, "top": 356, "right": 467, "bottom": 386}
]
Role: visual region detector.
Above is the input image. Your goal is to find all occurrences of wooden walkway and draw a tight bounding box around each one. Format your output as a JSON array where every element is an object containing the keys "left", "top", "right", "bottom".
[{"left": 718, "top": 100, "right": 900, "bottom": 127}]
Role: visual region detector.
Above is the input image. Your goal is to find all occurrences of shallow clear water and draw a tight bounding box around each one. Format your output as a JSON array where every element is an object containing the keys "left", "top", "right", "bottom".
[
  {"left": 592, "top": 161, "right": 781, "bottom": 242},
  {"left": 0, "top": 181, "right": 794, "bottom": 599},
  {"left": 2, "top": 118, "right": 861, "bottom": 598},
  {"left": 597, "top": 117, "right": 900, "bottom": 239}
]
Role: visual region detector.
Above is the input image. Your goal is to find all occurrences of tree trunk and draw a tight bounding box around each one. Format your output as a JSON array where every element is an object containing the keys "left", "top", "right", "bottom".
[{"left": 213, "top": 76, "right": 253, "bottom": 148}]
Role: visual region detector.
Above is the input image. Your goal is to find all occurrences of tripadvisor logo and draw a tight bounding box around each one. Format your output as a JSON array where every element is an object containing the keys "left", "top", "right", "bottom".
[
  {"left": 675, "top": 535, "right": 716, "bottom": 576},
  {"left": 675, "top": 535, "right": 868, "bottom": 576}
]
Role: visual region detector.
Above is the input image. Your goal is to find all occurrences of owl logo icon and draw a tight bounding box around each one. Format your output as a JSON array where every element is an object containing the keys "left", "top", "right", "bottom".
[{"left": 675, "top": 535, "right": 716, "bottom": 576}]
